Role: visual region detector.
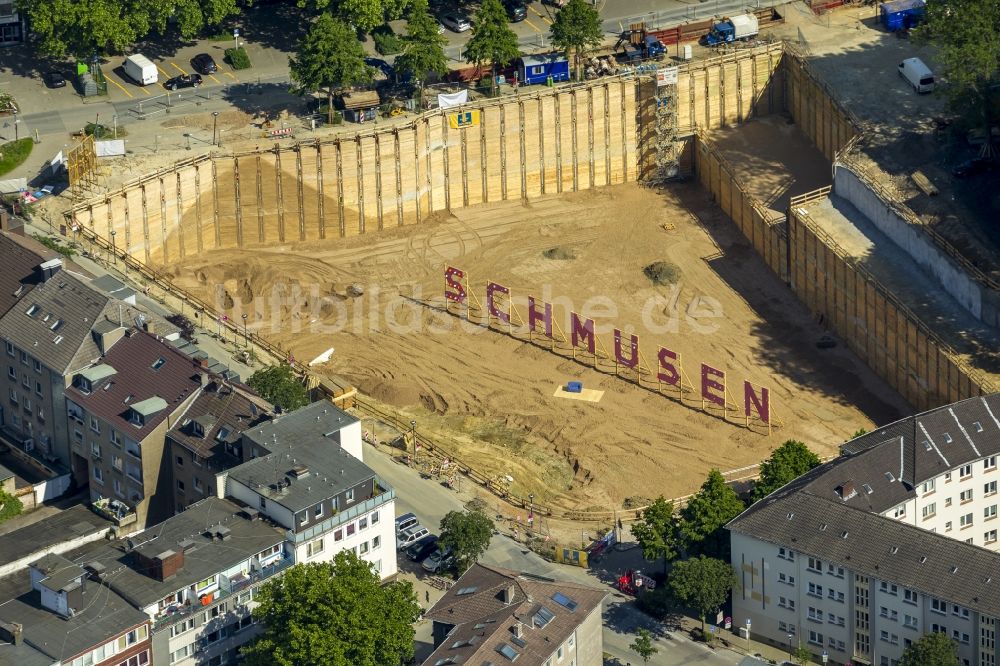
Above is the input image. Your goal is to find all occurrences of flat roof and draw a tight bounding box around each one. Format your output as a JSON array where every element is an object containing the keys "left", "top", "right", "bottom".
[{"left": 0, "top": 505, "right": 110, "bottom": 564}]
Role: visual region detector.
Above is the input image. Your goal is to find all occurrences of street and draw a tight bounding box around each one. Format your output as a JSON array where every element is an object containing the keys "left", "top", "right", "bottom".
[{"left": 361, "top": 441, "right": 740, "bottom": 665}]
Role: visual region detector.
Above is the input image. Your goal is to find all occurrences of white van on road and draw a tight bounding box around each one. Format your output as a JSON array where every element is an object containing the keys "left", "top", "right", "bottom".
[
  {"left": 898, "top": 57, "right": 935, "bottom": 93},
  {"left": 123, "top": 54, "right": 158, "bottom": 86}
]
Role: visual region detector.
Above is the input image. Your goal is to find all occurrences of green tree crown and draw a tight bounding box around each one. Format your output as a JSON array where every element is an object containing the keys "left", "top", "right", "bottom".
[
  {"left": 630, "top": 496, "right": 678, "bottom": 576},
  {"left": 678, "top": 469, "right": 745, "bottom": 560},
  {"left": 752, "top": 440, "right": 821, "bottom": 501},
  {"left": 899, "top": 631, "right": 961, "bottom": 666},
  {"left": 395, "top": 0, "right": 448, "bottom": 82},
  {"left": 439, "top": 508, "right": 494, "bottom": 573},
  {"left": 247, "top": 364, "right": 310, "bottom": 412},
  {"left": 549, "top": 0, "right": 602, "bottom": 80},
  {"left": 668, "top": 555, "right": 738, "bottom": 632},
  {"left": 463, "top": 0, "right": 520, "bottom": 93}
]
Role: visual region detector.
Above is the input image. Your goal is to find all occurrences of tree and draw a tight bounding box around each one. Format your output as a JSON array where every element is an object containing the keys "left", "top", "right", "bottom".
[
  {"left": 297, "top": 0, "right": 410, "bottom": 34},
  {"left": 629, "top": 628, "right": 658, "bottom": 663},
  {"left": 439, "top": 507, "right": 494, "bottom": 573},
  {"left": 242, "top": 551, "right": 421, "bottom": 666},
  {"left": 630, "top": 496, "right": 679, "bottom": 576},
  {"left": 394, "top": 0, "right": 448, "bottom": 103},
  {"left": 463, "top": 0, "right": 520, "bottom": 96},
  {"left": 0, "top": 490, "right": 23, "bottom": 523},
  {"left": 752, "top": 440, "right": 821, "bottom": 501},
  {"left": 668, "top": 555, "right": 737, "bottom": 634},
  {"left": 899, "top": 631, "right": 961, "bottom": 666},
  {"left": 793, "top": 643, "right": 812, "bottom": 665},
  {"left": 289, "top": 14, "right": 373, "bottom": 124},
  {"left": 549, "top": 0, "right": 602, "bottom": 81},
  {"left": 247, "top": 364, "right": 309, "bottom": 412},
  {"left": 678, "top": 469, "right": 744, "bottom": 560},
  {"left": 914, "top": 0, "right": 1000, "bottom": 130}
]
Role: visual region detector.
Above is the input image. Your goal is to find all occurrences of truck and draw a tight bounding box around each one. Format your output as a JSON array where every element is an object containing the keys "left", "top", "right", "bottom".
[
  {"left": 123, "top": 54, "right": 157, "bottom": 86},
  {"left": 880, "top": 0, "right": 926, "bottom": 32},
  {"left": 701, "top": 13, "right": 759, "bottom": 46},
  {"left": 614, "top": 29, "right": 667, "bottom": 63}
]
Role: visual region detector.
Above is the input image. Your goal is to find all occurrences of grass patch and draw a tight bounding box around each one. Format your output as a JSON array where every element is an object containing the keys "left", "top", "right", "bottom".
[
  {"left": 542, "top": 246, "right": 575, "bottom": 260},
  {"left": 205, "top": 30, "right": 235, "bottom": 42},
  {"left": 32, "top": 234, "right": 77, "bottom": 259},
  {"left": 84, "top": 123, "right": 127, "bottom": 139},
  {"left": 372, "top": 25, "right": 404, "bottom": 56},
  {"left": 643, "top": 260, "right": 681, "bottom": 285},
  {"left": 0, "top": 138, "right": 33, "bottom": 177},
  {"left": 225, "top": 46, "right": 252, "bottom": 70}
]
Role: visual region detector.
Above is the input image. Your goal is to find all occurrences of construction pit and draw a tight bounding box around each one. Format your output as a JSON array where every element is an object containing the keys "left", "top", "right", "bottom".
[{"left": 65, "top": 9, "right": 998, "bottom": 514}]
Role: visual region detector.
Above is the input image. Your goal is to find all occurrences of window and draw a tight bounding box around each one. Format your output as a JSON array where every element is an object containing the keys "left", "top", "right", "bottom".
[
  {"left": 176, "top": 480, "right": 185, "bottom": 492},
  {"left": 112, "top": 454, "right": 123, "bottom": 471},
  {"left": 778, "top": 547, "right": 795, "bottom": 560},
  {"left": 778, "top": 596, "right": 795, "bottom": 610},
  {"left": 807, "top": 557, "right": 822, "bottom": 572},
  {"left": 779, "top": 572, "right": 795, "bottom": 585},
  {"left": 8, "top": 388, "right": 16, "bottom": 404},
  {"left": 346, "top": 522, "right": 356, "bottom": 536},
  {"left": 879, "top": 582, "right": 898, "bottom": 595},
  {"left": 904, "top": 614, "right": 918, "bottom": 629},
  {"left": 372, "top": 535, "right": 381, "bottom": 549},
  {"left": 807, "top": 582, "right": 823, "bottom": 598},
  {"left": 93, "top": 467, "right": 103, "bottom": 484},
  {"left": 931, "top": 598, "right": 947, "bottom": 614},
  {"left": 196, "top": 576, "right": 216, "bottom": 592},
  {"left": 953, "top": 605, "right": 970, "bottom": 619},
  {"left": 170, "top": 645, "right": 193, "bottom": 664},
  {"left": 808, "top": 607, "right": 822, "bottom": 622},
  {"left": 175, "top": 456, "right": 183, "bottom": 467},
  {"left": 314, "top": 503, "right": 324, "bottom": 518},
  {"left": 945, "top": 497, "right": 953, "bottom": 507},
  {"left": 359, "top": 541, "right": 370, "bottom": 555},
  {"left": 946, "top": 521, "right": 953, "bottom": 531},
  {"left": 334, "top": 528, "right": 343, "bottom": 541},
  {"left": 961, "top": 464, "right": 973, "bottom": 478},
  {"left": 91, "top": 442, "right": 101, "bottom": 458},
  {"left": 370, "top": 510, "right": 380, "bottom": 525},
  {"left": 987, "top": 456, "right": 998, "bottom": 471},
  {"left": 960, "top": 513, "right": 974, "bottom": 528},
  {"left": 4, "top": 341, "right": 12, "bottom": 356},
  {"left": 892, "top": 504, "right": 906, "bottom": 519},
  {"left": 170, "top": 618, "right": 196, "bottom": 637},
  {"left": 987, "top": 505, "right": 997, "bottom": 520},
  {"left": 306, "top": 537, "right": 324, "bottom": 558},
  {"left": 827, "top": 563, "right": 844, "bottom": 577},
  {"left": 986, "top": 481, "right": 998, "bottom": 496},
  {"left": 961, "top": 489, "right": 973, "bottom": 503},
  {"left": 921, "top": 479, "right": 936, "bottom": 493},
  {"left": 21, "top": 372, "right": 28, "bottom": 388},
  {"left": 113, "top": 478, "right": 123, "bottom": 497},
  {"left": 922, "top": 503, "right": 937, "bottom": 519},
  {"left": 89, "top": 416, "right": 100, "bottom": 433},
  {"left": 988, "top": 530, "right": 999, "bottom": 544},
  {"left": 346, "top": 488, "right": 355, "bottom": 503},
  {"left": 359, "top": 516, "right": 368, "bottom": 530},
  {"left": 34, "top": 381, "right": 41, "bottom": 396},
  {"left": 6, "top": 366, "right": 13, "bottom": 380},
  {"left": 904, "top": 588, "right": 918, "bottom": 604},
  {"left": 19, "top": 350, "right": 26, "bottom": 365},
  {"left": 193, "top": 477, "right": 203, "bottom": 493},
  {"left": 32, "top": 358, "right": 40, "bottom": 373},
  {"left": 808, "top": 630, "right": 823, "bottom": 646},
  {"left": 827, "top": 589, "right": 845, "bottom": 603}
]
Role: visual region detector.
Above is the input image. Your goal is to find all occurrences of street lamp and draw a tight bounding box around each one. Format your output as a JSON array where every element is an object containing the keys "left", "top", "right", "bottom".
[
  {"left": 212, "top": 111, "right": 220, "bottom": 146},
  {"left": 528, "top": 493, "right": 534, "bottom": 528},
  {"left": 787, "top": 634, "right": 793, "bottom": 660},
  {"left": 410, "top": 420, "right": 417, "bottom": 466},
  {"left": 12, "top": 109, "right": 18, "bottom": 141},
  {"left": 241, "top": 313, "right": 248, "bottom": 347},
  {"left": 745, "top": 619, "right": 751, "bottom": 654},
  {"left": 822, "top": 650, "right": 829, "bottom": 664},
  {"left": 109, "top": 230, "right": 117, "bottom": 265},
  {"left": 184, "top": 132, "right": 191, "bottom": 150}
]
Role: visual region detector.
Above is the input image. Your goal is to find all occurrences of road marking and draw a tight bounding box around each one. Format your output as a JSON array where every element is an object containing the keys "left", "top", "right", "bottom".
[
  {"left": 138, "top": 85, "right": 151, "bottom": 96},
  {"left": 170, "top": 62, "right": 188, "bottom": 75},
  {"left": 524, "top": 17, "right": 543, "bottom": 33},
  {"left": 106, "top": 77, "right": 134, "bottom": 99},
  {"left": 209, "top": 74, "right": 222, "bottom": 85},
  {"left": 530, "top": 6, "right": 553, "bottom": 24},
  {"left": 156, "top": 64, "right": 170, "bottom": 78},
  {"left": 224, "top": 71, "right": 239, "bottom": 81}
]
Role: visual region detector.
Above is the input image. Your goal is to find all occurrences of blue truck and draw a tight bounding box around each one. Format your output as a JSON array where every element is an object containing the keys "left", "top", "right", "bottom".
[
  {"left": 880, "top": 0, "right": 926, "bottom": 32},
  {"left": 701, "top": 13, "right": 760, "bottom": 46}
]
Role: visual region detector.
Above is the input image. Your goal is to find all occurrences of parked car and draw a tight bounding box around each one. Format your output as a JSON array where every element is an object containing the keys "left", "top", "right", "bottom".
[
  {"left": 44, "top": 71, "right": 67, "bottom": 89},
  {"left": 164, "top": 73, "right": 203, "bottom": 91},
  {"left": 191, "top": 53, "right": 218, "bottom": 74},
  {"left": 395, "top": 512, "right": 419, "bottom": 535},
  {"left": 421, "top": 546, "right": 454, "bottom": 573},
  {"left": 440, "top": 12, "right": 472, "bottom": 32},
  {"left": 397, "top": 526, "right": 430, "bottom": 550},
  {"left": 405, "top": 535, "right": 439, "bottom": 562},
  {"left": 504, "top": 0, "right": 527, "bottom": 22},
  {"left": 952, "top": 157, "right": 995, "bottom": 178}
]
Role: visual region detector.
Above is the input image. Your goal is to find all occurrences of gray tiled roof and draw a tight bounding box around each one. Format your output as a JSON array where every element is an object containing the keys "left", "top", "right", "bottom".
[
  {"left": 168, "top": 382, "right": 270, "bottom": 464},
  {"left": 729, "top": 393, "right": 1000, "bottom": 617},
  {"left": 70, "top": 497, "right": 285, "bottom": 608},
  {"left": 422, "top": 563, "right": 606, "bottom": 666},
  {"left": 230, "top": 401, "right": 371, "bottom": 513},
  {"left": 0, "top": 232, "right": 49, "bottom": 318}
]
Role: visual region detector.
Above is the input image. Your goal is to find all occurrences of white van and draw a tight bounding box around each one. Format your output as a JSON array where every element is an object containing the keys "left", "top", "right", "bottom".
[
  {"left": 898, "top": 57, "right": 934, "bottom": 93},
  {"left": 123, "top": 54, "right": 158, "bottom": 86}
]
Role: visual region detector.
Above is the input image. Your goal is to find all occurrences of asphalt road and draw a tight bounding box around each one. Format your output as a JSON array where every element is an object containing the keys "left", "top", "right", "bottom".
[{"left": 362, "top": 443, "right": 739, "bottom": 666}]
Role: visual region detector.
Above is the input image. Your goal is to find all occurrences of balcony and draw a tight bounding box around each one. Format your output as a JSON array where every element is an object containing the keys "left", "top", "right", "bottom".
[
  {"left": 152, "top": 556, "right": 293, "bottom": 632},
  {"left": 91, "top": 497, "right": 137, "bottom": 528}
]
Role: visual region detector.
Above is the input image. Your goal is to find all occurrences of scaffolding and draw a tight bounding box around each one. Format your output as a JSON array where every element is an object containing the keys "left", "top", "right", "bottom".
[{"left": 647, "top": 68, "right": 680, "bottom": 185}]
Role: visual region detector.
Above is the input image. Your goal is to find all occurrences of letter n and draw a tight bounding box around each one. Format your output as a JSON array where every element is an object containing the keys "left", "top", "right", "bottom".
[{"left": 744, "top": 382, "right": 770, "bottom": 424}]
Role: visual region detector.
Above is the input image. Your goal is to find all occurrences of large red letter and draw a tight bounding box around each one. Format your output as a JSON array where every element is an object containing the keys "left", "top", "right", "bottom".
[
  {"left": 527, "top": 296, "right": 553, "bottom": 338},
  {"left": 445, "top": 266, "right": 466, "bottom": 304},
  {"left": 570, "top": 312, "right": 596, "bottom": 354},
  {"left": 657, "top": 347, "right": 680, "bottom": 386},
  {"left": 701, "top": 364, "right": 725, "bottom": 407},
  {"left": 486, "top": 282, "right": 510, "bottom": 324},
  {"left": 744, "top": 382, "right": 771, "bottom": 424},
  {"left": 613, "top": 329, "right": 639, "bottom": 369}
]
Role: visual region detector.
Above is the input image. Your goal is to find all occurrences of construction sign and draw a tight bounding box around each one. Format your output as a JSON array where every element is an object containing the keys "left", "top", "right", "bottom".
[
  {"left": 656, "top": 67, "right": 679, "bottom": 87},
  {"left": 448, "top": 110, "right": 480, "bottom": 129}
]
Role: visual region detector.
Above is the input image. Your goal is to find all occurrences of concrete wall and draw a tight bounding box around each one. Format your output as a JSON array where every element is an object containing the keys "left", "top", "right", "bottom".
[
  {"left": 67, "top": 45, "right": 785, "bottom": 266},
  {"left": 783, "top": 47, "right": 858, "bottom": 162},
  {"left": 833, "top": 163, "right": 999, "bottom": 328}
]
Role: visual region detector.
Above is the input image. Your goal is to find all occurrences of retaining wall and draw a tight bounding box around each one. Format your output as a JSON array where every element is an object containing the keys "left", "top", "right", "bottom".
[{"left": 783, "top": 46, "right": 858, "bottom": 162}]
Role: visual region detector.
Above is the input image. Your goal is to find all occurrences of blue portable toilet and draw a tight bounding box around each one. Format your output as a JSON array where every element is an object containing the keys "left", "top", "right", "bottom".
[
  {"left": 880, "top": 0, "right": 926, "bottom": 32},
  {"left": 519, "top": 53, "right": 571, "bottom": 86}
]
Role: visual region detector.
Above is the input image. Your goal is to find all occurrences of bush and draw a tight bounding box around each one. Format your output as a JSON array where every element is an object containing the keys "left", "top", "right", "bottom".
[
  {"left": 84, "top": 123, "right": 126, "bottom": 139},
  {"left": 372, "top": 25, "right": 404, "bottom": 56},
  {"left": 0, "top": 490, "right": 23, "bottom": 523},
  {"left": 0, "top": 138, "right": 33, "bottom": 177},
  {"left": 31, "top": 234, "right": 77, "bottom": 259},
  {"left": 225, "top": 47, "right": 252, "bottom": 70},
  {"left": 643, "top": 261, "right": 682, "bottom": 285}
]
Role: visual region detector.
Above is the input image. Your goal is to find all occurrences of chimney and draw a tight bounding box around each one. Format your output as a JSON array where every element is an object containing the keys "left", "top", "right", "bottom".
[
  {"left": 0, "top": 621, "right": 22, "bottom": 645},
  {"left": 143, "top": 319, "right": 155, "bottom": 335},
  {"left": 501, "top": 584, "right": 516, "bottom": 605},
  {"left": 512, "top": 623, "right": 523, "bottom": 639},
  {"left": 836, "top": 481, "right": 857, "bottom": 501},
  {"left": 149, "top": 549, "right": 185, "bottom": 581},
  {"left": 35, "top": 258, "right": 63, "bottom": 283}
]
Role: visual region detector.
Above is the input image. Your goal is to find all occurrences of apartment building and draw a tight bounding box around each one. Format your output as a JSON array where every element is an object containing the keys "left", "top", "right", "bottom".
[
  {"left": 65, "top": 328, "right": 206, "bottom": 528},
  {"left": 0, "top": 0, "right": 24, "bottom": 44},
  {"left": 168, "top": 381, "right": 271, "bottom": 515},
  {"left": 68, "top": 496, "right": 291, "bottom": 666},
  {"left": 422, "top": 563, "right": 607, "bottom": 666},
  {"left": 0, "top": 553, "right": 152, "bottom": 666},
  {"left": 221, "top": 400, "right": 398, "bottom": 579},
  {"left": 729, "top": 393, "right": 1000, "bottom": 666},
  {"left": 0, "top": 264, "right": 171, "bottom": 473}
]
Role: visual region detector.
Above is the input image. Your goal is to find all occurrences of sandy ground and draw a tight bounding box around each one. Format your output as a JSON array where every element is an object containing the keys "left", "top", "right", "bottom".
[{"left": 161, "top": 183, "right": 909, "bottom": 511}]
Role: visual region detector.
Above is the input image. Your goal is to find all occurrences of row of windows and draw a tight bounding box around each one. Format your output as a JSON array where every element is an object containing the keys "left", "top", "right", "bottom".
[
  {"left": 806, "top": 606, "right": 846, "bottom": 626},
  {"left": 4, "top": 344, "right": 43, "bottom": 373},
  {"left": 920, "top": 457, "right": 998, "bottom": 496},
  {"left": 306, "top": 534, "right": 382, "bottom": 560}
]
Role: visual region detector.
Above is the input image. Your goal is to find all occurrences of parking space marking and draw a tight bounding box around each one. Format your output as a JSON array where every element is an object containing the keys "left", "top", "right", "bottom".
[
  {"left": 224, "top": 71, "right": 239, "bottom": 81},
  {"left": 138, "top": 85, "right": 151, "bottom": 96},
  {"left": 170, "top": 62, "right": 188, "bottom": 75},
  {"left": 156, "top": 64, "right": 171, "bottom": 78},
  {"left": 106, "top": 77, "right": 134, "bottom": 99},
  {"left": 530, "top": 6, "right": 553, "bottom": 24},
  {"left": 209, "top": 74, "right": 222, "bottom": 85},
  {"left": 524, "top": 17, "right": 543, "bottom": 33}
]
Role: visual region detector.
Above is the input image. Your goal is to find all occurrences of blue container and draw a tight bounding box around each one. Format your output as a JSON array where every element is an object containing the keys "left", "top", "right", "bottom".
[
  {"left": 880, "top": 0, "right": 926, "bottom": 32},
  {"left": 565, "top": 381, "right": 583, "bottom": 393}
]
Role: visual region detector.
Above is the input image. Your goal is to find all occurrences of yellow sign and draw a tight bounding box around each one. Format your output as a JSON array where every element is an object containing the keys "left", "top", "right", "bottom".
[
  {"left": 554, "top": 547, "right": 588, "bottom": 568},
  {"left": 448, "top": 110, "right": 480, "bottom": 129}
]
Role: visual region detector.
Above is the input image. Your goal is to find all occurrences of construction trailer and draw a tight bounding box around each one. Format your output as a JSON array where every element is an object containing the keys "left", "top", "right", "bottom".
[{"left": 519, "top": 53, "right": 570, "bottom": 86}]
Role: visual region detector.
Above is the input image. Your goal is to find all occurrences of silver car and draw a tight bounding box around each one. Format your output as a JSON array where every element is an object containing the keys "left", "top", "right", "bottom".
[
  {"left": 397, "top": 526, "right": 430, "bottom": 550},
  {"left": 440, "top": 12, "right": 471, "bottom": 32},
  {"left": 421, "top": 546, "right": 454, "bottom": 573}
]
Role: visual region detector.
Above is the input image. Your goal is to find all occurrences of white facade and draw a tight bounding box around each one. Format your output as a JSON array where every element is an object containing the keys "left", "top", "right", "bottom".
[{"left": 732, "top": 531, "right": 992, "bottom": 666}]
